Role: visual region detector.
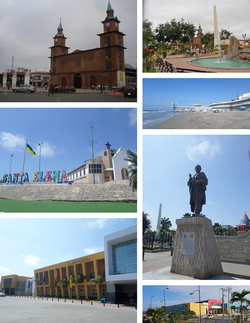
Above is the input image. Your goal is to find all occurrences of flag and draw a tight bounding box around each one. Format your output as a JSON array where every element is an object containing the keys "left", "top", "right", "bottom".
[
  {"left": 26, "top": 143, "right": 36, "bottom": 157},
  {"left": 43, "top": 273, "right": 45, "bottom": 288}
]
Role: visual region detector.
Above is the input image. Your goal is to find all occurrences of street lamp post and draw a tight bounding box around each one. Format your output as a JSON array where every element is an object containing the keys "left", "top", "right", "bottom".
[
  {"left": 9, "top": 154, "right": 13, "bottom": 175},
  {"left": 163, "top": 287, "right": 169, "bottom": 308},
  {"left": 38, "top": 142, "right": 43, "bottom": 173},
  {"left": 190, "top": 286, "right": 201, "bottom": 323},
  {"left": 150, "top": 295, "right": 154, "bottom": 308}
]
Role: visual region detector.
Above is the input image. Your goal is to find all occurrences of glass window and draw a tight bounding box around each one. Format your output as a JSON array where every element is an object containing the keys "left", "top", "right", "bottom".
[
  {"left": 105, "top": 49, "right": 108, "bottom": 59},
  {"left": 89, "top": 164, "right": 102, "bottom": 174},
  {"left": 111, "top": 238, "right": 137, "bottom": 275}
]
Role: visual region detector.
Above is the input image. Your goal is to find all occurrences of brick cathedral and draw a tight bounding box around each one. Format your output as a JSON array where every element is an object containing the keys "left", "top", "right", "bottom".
[{"left": 49, "top": 1, "right": 126, "bottom": 88}]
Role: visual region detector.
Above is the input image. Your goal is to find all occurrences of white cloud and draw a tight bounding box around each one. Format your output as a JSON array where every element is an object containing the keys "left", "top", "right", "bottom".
[
  {"left": 0, "top": 132, "right": 26, "bottom": 151},
  {"left": 0, "top": 265, "right": 12, "bottom": 273},
  {"left": 86, "top": 218, "right": 107, "bottom": 229},
  {"left": 128, "top": 109, "right": 137, "bottom": 126},
  {"left": 21, "top": 254, "right": 41, "bottom": 267},
  {"left": 186, "top": 141, "right": 220, "bottom": 161},
  {"left": 83, "top": 247, "right": 104, "bottom": 255},
  {"left": 35, "top": 142, "right": 56, "bottom": 158},
  {"left": 59, "top": 254, "right": 74, "bottom": 262}
]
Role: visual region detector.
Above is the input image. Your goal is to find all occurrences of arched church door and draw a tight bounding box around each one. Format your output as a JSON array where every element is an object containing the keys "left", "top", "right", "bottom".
[
  {"left": 74, "top": 74, "right": 82, "bottom": 88},
  {"left": 62, "top": 77, "right": 67, "bottom": 86},
  {"left": 90, "top": 76, "right": 97, "bottom": 87}
]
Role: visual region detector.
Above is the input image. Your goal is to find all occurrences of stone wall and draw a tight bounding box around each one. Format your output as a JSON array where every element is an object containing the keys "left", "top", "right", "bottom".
[
  {"left": 0, "top": 180, "right": 136, "bottom": 202},
  {"left": 215, "top": 231, "right": 250, "bottom": 264}
]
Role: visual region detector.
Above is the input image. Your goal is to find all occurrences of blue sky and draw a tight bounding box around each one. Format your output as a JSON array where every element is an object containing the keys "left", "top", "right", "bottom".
[
  {"left": 143, "top": 285, "right": 250, "bottom": 312},
  {"left": 0, "top": 108, "right": 137, "bottom": 180},
  {"left": 0, "top": 218, "right": 137, "bottom": 280},
  {"left": 143, "top": 78, "right": 250, "bottom": 110},
  {"left": 143, "top": 135, "right": 250, "bottom": 231}
]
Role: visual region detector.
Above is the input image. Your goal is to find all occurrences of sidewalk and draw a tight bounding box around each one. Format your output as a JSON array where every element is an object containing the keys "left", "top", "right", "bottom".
[
  {"left": 143, "top": 250, "right": 250, "bottom": 280},
  {"left": 0, "top": 87, "right": 102, "bottom": 93}
]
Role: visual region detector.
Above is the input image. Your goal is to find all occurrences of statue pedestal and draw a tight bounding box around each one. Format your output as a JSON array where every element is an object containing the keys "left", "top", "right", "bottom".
[{"left": 170, "top": 217, "right": 223, "bottom": 279}]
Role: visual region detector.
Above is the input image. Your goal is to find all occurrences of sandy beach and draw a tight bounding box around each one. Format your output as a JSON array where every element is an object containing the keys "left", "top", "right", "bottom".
[{"left": 152, "top": 110, "right": 250, "bottom": 129}]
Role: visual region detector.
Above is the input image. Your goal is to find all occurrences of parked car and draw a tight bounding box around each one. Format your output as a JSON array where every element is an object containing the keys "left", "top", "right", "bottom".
[
  {"left": 54, "top": 85, "right": 76, "bottom": 93},
  {"left": 124, "top": 83, "right": 137, "bottom": 98},
  {"left": 206, "top": 315, "right": 214, "bottom": 319},
  {"left": 0, "top": 292, "right": 5, "bottom": 297},
  {"left": 12, "top": 84, "right": 36, "bottom": 93},
  {"left": 113, "top": 86, "right": 124, "bottom": 93}
]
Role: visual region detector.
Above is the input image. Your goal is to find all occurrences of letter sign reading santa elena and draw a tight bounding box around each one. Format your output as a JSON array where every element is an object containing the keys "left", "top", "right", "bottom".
[{"left": 180, "top": 232, "right": 195, "bottom": 256}]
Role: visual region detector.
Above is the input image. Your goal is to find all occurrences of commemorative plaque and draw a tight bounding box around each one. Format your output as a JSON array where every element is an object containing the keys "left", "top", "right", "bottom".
[{"left": 180, "top": 232, "right": 195, "bottom": 256}]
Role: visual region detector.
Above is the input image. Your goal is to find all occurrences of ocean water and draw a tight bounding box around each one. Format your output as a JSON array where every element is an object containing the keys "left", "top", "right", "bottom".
[{"left": 143, "top": 110, "right": 180, "bottom": 129}]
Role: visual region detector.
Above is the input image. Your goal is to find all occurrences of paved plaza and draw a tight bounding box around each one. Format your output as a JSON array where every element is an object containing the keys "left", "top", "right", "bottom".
[
  {"left": 0, "top": 297, "right": 137, "bottom": 323},
  {"left": 143, "top": 250, "right": 250, "bottom": 280}
]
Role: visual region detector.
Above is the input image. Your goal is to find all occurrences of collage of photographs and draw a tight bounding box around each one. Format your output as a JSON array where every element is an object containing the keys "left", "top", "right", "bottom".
[{"left": 0, "top": 0, "right": 249, "bottom": 322}]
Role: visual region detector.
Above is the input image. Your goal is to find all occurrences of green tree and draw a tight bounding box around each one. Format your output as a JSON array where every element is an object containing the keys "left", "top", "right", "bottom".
[
  {"left": 180, "top": 19, "right": 197, "bottom": 50},
  {"left": 146, "top": 306, "right": 166, "bottom": 323},
  {"left": 219, "top": 28, "right": 232, "bottom": 40},
  {"left": 180, "top": 310, "right": 196, "bottom": 321},
  {"left": 89, "top": 275, "right": 103, "bottom": 299},
  {"left": 231, "top": 289, "right": 250, "bottom": 323},
  {"left": 143, "top": 212, "right": 151, "bottom": 235},
  {"left": 182, "top": 213, "right": 191, "bottom": 218},
  {"left": 201, "top": 32, "right": 214, "bottom": 49},
  {"left": 125, "top": 150, "right": 137, "bottom": 192},
  {"left": 143, "top": 20, "right": 155, "bottom": 48},
  {"left": 160, "top": 217, "right": 172, "bottom": 234},
  {"left": 213, "top": 222, "right": 223, "bottom": 235}
]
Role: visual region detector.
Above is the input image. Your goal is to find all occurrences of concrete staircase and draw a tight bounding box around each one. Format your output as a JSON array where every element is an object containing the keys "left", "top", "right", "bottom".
[{"left": 0, "top": 180, "right": 137, "bottom": 202}]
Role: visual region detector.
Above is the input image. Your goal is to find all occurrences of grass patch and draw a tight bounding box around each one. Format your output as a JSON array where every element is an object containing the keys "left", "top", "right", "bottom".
[{"left": 0, "top": 199, "right": 137, "bottom": 213}]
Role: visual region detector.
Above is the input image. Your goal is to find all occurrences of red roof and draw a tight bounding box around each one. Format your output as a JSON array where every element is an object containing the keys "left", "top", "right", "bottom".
[
  {"left": 243, "top": 212, "right": 249, "bottom": 220},
  {"left": 236, "top": 222, "right": 247, "bottom": 227}
]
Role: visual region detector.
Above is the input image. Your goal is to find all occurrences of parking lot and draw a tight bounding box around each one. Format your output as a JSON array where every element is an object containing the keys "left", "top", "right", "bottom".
[{"left": 0, "top": 297, "right": 137, "bottom": 323}]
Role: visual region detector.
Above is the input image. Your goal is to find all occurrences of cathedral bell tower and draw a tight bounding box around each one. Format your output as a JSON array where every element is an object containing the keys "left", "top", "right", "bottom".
[
  {"left": 49, "top": 19, "right": 70, "bottom": 74},
  {"left": 98, "top": 0, "right": 126, "bottom": 86}
]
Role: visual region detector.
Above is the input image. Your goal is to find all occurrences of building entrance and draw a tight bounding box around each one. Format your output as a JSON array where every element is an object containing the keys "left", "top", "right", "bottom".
[{"left": 74, "top": 74, "right": 82, "bottom": 88}]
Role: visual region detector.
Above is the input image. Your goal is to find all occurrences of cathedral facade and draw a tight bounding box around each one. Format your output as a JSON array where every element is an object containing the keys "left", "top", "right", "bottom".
[{"left": 49, "top": 1, "right": 126, "bottom": 88}]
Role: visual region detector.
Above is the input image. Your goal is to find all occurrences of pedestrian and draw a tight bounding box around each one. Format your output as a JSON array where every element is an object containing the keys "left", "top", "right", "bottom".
[
  {"left": 48, "top": 85, "right": 53, "bottom": 96},
  {"left": 7, "top": 83, "right": 10, "bottom": 90},
  {"left": 92, "top": 84, "right": 94, "bottom": 91},
  {"left": 45, "top": 84, "right": 47, "bottom": 91}
]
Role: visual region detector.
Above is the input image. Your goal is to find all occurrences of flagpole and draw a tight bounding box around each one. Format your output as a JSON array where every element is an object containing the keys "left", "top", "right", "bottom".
[{"left": 22, "top": 139, "right": 28, "bottom": 174}]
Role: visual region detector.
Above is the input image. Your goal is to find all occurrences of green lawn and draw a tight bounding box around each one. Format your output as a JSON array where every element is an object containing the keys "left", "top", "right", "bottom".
[{"left": 0, "top": 199, "right": 137, "bottom": 212}]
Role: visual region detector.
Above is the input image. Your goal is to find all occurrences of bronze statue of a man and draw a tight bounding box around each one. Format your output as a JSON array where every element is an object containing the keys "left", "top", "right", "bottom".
[{"left": 187, "top": 164, "right": 208, "bottom": 216}]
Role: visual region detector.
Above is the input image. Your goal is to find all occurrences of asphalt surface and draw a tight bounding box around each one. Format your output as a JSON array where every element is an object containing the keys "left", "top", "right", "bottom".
[
  {"left": 0, "top": 297, "right": 137, "bottom": 323},
  {"left": 0, "top": 89, "right": 137, "bottom": 102},
  {"left": 143, "top": 250, "right": 250, "bottom": 280}
]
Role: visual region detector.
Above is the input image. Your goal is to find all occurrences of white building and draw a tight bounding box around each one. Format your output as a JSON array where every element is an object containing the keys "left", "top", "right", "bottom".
[{"left": 104, "top": 225, "right": 137, "bottom": 305}]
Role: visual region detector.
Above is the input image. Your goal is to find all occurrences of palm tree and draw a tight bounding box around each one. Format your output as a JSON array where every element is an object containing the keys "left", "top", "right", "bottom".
[
  {"left": 160, "top": 217, "right": 172, "bottom": 234},
  {"left": 124, "top": 150, "right": 137, "bottom": 191},
  {"left": 146, "top": 307, "right": 166, "bottom": 323},
  {"left": 213, "top": 222, "right": 223, "bottom": 235},
  {"left": 231, "top": 289, "right": 250, "bottom": 323},
  {"left": 89, "top": 275, "right": 103, "bottom": 300},
  {"left": 143, "top": 212, "right": 151, "bottom": 235}
]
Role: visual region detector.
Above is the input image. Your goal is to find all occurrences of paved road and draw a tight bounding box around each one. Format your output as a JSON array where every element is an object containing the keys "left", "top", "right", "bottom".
[
  {"left": 0, "top": 90, "right": 137, "bottom": 102},
  {"left": 0, "top": 297, "right": 137, "bottom": 323},
  {"left": 143, "top": 250, "right": 250, "bottom": 280}
]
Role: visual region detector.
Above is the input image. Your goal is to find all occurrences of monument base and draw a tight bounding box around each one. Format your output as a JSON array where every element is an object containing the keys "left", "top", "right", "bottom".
[{"left": 170, "top": 217, "right": 223, "bottom": 279}]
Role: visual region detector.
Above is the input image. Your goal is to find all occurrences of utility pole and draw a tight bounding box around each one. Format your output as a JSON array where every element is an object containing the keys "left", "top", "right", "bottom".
[{"left": 88, "top": 123, "right": 97, "bottom": 184}]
